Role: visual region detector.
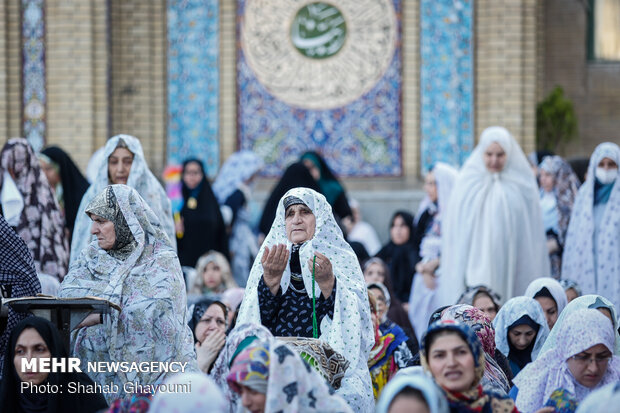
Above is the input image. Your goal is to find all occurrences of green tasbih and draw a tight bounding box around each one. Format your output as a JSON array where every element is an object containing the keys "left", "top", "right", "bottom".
[{"left": 312, "top": 255, "right": 318, "bottom": 339}]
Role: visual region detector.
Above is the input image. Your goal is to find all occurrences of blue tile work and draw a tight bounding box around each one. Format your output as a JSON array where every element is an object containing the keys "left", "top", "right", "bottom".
[
  {"left": 420, "top": 0, "right": 474, "bottom": 173},
  {"left": 22, "top": 0, "right": 46, "bottom": 152},
  {"left": 167, "top": 0, "right": 219, "bottom": 177},
  {"left": 237, "top": 0, "right": 403, "bottom": 177}
]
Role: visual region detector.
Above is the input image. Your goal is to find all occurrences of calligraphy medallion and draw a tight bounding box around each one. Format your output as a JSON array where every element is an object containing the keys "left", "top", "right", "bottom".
[{"left": 241, "top": 0, "right": 397, "bottom": 110}]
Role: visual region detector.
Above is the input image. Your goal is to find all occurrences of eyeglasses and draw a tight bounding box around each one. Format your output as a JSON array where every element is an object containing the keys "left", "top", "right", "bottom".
[{"left": 570, "top": 353, "right": 612, "bottom": 366}]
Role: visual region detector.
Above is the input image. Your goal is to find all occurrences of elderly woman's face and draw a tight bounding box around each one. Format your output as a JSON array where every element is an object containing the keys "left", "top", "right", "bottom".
[
  {"left": 108, "top": 147, "right": 134, "bottom": 184},
  {"left": 194, "top": 304, "right": 227, "bottom": 343},
  {"left": 90, "top": 214, "right": 116, "bottom": 250},
  {"left": 14, "top": 328, "right": 51, "bottom": 385},
  {"left": 285, "top": 203, "right": 316, "bottom": 244},
  {"left": 483, "top": 142, "right": 506, "bottom": 173},
  {"left": 427, "top": 332, "right": 476, "bottom": 393}
]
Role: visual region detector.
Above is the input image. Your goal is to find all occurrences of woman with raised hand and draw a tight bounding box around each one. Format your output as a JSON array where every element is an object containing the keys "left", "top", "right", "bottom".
[
  {"left": 59, "top": 185, "right": 197, "bottom": 403},
  {"left": 236, "top": 187, "right": 374, "bottom": 411},
  {"left": 70, "top": 135, "right": 175, "bottom": 263},
  {"left": 440, "top": 126, "right": 550, "bottom": 305},
  {"left": 562, "top": 142, "right": 620, "bottom": 310}
]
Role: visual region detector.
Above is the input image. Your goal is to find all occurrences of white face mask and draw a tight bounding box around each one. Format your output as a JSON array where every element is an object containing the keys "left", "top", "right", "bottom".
[{"left": 595, "top": 167, "right": 618, "bottom": 184}]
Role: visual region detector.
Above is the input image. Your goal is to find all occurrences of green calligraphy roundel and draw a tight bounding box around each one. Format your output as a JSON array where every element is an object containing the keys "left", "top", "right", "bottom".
[{"left": 291, "top": 3, "right": 347, "bottom": 59}]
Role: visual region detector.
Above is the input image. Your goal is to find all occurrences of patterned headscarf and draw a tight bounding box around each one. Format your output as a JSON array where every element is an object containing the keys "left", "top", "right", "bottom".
[
  {"left": 420, "top": 320, "right": 517, "bottom": 412},
  {"left": 562, "top": 142, "right": 620, "bottom": 311},
  {"left": 576, "top": 381, "right": 620, "bottom": 413},
  {"left": 227, "top": 341, "right": 270, "bottom": 394},
  {"left": 514, "top": 309, "right": 620, "bottom": 412},
  {"left": 212, "top": 150, "right": 264, "bottom": 204},
  {"left": 226, "top": 338, "right": 352, "bottom": 412},
  {"left": 149, "top": 373, "right": 227, "bottom": 413},
  {"left": 85, "top": 186, "right": 135, "bottom": 258},
  {"left": 0, "top": 214, "right": 41, "bottom": 378},
  {"left": 492, "top": 296, "right": 550, "bottom": 361},
  {"left": 59, "top": 185, "right": 198, "bottom": 403},
  {"left": 537, "top": 294, "right": 620, "bottom": 357},
  {"left": 71, "top": 135, "right": 175, "bottom": 263},
  {"left": 0, "top": 138, "right": 68, "bottom": 279},
  {"left": 539, "top": 155, "right": 580, "bottom": 245},
  {"left": 236, "top": 187, "right": 374, "bottom": 411},
  {"left": 210, "top": 323, "right": 275, "bottom": 412},
  {"left": 559, "top": 279, "right": 582, "bottom": 297},
  {"left": 441, "top": 305, "right": 511, "bottom": 394},
  {"left": 525, "top": 277, "right": 569, "bottom": 319},
  {"left": 375, "top": 372, "right": 449, "bottom": 413}
]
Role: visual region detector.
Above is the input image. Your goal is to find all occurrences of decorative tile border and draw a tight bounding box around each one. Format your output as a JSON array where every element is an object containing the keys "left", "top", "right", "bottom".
[
  {"left": 167, "top": 0, "right": 219, "bottom": 177},
  {"left": 420, "top": 0, "right": 474, "bottom": 173},
  {"left": 237, "top": 0, "right": 403, "bottom": 177},
  {"left": 22, "top": 0, "right": 46, "bottom": 152}
]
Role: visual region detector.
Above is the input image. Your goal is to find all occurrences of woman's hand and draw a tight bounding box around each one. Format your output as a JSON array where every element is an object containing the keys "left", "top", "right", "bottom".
[
  {"left": 195, "top": 330, "right": 226, "bottom": 373},
  {"left": 308, "top": 251, "right": 335, "bottom": 299},
  {"left": 261, "top": 244, "right": 289, "bottom": 295},
  {"left": 75, "top": 313, "right": 101, "bottom": 329},
  {"left": 417, "top": 258, "right": 440, "bottom": 289}
]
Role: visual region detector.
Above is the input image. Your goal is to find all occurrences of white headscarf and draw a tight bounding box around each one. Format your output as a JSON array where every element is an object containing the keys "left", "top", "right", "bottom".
[
  {"left": 212, "top": 150, "right": 264, "bottom": 204},
  {"left": 149, "top": 373, "right": 227, "bottom": 413},
  {"left": 415, "top": 162, "right": 458, "bottom": 224},
  {"left": 59, "top": 185, "right": 197, "bottom": 403},
  {"left": 492, "top": 296, "right": 550, "bottom": 360},
  {"left": 375, "top": 372, "right": 449, "bottom": 413},
  {"left": 562, "top": 142, "right": 620, "bottom": 311},
  {"left": 537, "top": 294, "right": 620, "bottom": 357},
  {"left": 70, "top": 135, "right": 175, "bottom": 264},
  {"left": 235, "top": 187, "right": 375, "bottom": 412},
  {"left": 440, "top": 126, "right": 550, "bottom": 305},
  {"left": 514, "top": 309, "right": 620, "bottom": 412},
  {"left": 524, "top": 277, "right": 568, "bottom": 317},
  {"left": 409, "top": 162, "right": 458, "bottom": 342}
]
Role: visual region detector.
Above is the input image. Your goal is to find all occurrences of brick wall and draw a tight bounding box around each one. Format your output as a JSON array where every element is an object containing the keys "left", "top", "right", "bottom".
[
  {"left": 475, "top": 0, "right": 538, "bottom": 154},
  {"left": 108, "top": 0, "right": 167, "bottom": 176},
  {"left": 46, "top": 0, "right": 108, "bottom": 171},
  {"left": 0, "top": 0, "right": 22, "bottom": 141},
  {"left": 543, "top": 0, "right": 620, "bottom": 158}
]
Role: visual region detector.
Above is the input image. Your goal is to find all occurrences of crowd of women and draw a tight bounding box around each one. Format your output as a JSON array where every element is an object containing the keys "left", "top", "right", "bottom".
[{"left": 0, "top": 126, "right": 618, "bottom": 413}]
